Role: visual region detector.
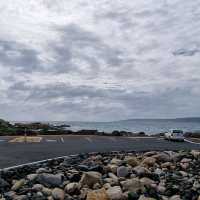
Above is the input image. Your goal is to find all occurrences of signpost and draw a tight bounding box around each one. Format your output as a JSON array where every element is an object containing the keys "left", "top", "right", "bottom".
[{"left": 24, "top": 127, "right": 27, "bottom": 143}]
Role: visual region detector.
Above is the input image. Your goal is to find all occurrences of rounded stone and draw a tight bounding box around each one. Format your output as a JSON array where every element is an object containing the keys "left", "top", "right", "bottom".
[
  {"left": 106, "top": 186, "right": 123, "bottom": 200},
  {"left": 117, "top": 166, "right": 129, "bottom": 177},
  {"left": 52, "top": 188, "right": 65, "bottom": 200}
]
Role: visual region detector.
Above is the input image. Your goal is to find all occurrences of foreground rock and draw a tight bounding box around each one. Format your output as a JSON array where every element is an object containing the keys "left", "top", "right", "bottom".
[
  {"left": 1, "top": 150, "right": 200, "bottom": 200},
  {"left": 37, "top": 173, "right": 63, "bottom": 187},
  {"left": 106, "top": 186, "right": 123, "bottom": 200},
  {"left": 86, "top": 188, "right": 110, "bottom": 200},
  {"left": 80, "top": 171, "right": 102, "bottom": 188},
  {"left": 52, "top": 188, "right": 65, "bottom": 200}
]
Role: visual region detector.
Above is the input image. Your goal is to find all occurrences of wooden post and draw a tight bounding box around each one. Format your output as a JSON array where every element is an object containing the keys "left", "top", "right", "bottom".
[{"left": 25, "top": 128, "right": 27, "bottom": 143}]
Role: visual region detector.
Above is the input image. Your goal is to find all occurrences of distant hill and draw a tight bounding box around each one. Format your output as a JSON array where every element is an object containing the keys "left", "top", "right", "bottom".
[
  {"left": 172, "top": 117, "right": 200, "bottom": 122},
  {"left": 115, "top": 117, "right": 200, "bottom": 123}
]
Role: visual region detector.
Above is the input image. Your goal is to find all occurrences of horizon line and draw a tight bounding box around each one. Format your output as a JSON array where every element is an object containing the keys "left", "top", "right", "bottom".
[{"left": 6, "top": 116, "right": 200, "bottom": 123}]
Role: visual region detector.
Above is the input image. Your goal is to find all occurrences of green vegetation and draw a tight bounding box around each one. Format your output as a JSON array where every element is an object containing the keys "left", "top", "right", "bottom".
[
  {"left": 0, "top": 119, "right": 64, "bottom": 136},
  {"left": 0, "top": 119, "right": 10, "bottom": 127},
  {"left": 0, "top": 119, "right": 17, "bottom": 135}
]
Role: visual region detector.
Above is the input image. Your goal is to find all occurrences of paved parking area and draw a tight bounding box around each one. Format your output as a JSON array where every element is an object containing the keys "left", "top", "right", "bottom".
[
  {"left": 0, "top": 135, "right": 200, "bottom": 169},
  {"left": 0, "top": 135, "right": 159, "bottom": 144}
]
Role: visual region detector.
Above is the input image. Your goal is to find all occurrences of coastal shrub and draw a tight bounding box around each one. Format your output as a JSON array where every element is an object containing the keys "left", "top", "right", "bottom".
[{"left": 0, "top": 127, "right": 17, "bottom": 136}]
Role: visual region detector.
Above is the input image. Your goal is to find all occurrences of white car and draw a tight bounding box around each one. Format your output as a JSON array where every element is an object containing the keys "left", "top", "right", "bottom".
[{"left": 164, "top": 129, "right": 184, "bottom": 142}]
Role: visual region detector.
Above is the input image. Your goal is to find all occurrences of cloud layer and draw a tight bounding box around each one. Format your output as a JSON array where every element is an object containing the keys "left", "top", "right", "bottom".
[{"left": 0, "top": 0, "right": 200, "bottom": 121}]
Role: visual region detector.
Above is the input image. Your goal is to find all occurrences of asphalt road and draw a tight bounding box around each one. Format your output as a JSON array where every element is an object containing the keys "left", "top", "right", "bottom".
[{"left": 0, "top": 135, "right": 200, "bottom": 169}]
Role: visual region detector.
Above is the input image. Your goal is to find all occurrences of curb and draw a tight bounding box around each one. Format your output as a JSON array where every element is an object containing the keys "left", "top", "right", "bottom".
[
  {"left": 0, "top": 155, "right": 76, "bottom": 172},
  {"left": 0, "top": 150, "right": 139, "bottom": 172},
  {"left": 184, "top": 139, "right": 200, "bottom": 145},
  {"left": 0, "top": 149, "right": 179, "bottom": 172}
]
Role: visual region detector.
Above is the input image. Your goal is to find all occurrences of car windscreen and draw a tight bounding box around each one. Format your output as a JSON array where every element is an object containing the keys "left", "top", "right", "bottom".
[{"left": 173, "top": 130, "right": 183, "bottom": 134}]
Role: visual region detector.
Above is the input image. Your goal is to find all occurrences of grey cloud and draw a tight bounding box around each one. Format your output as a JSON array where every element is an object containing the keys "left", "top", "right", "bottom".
[
  {"left": 134, "top": 8, "right": 169, "bottom": 19},
  {"left": 2, "top": 76, "right": 200, "bottom": 121},
  {"left": 48, "top": 24, "right": 125, "bottom": 75},
  {"left": 6, "top": 79, "right": 200, "bottom": 118},
  {"left": 173, "top": 48, "right": 200, "bottom": 56},
  {"left": 8, "top": 82, "right": 107, "bottom": 102},
  {"left": 0, "top": 0, "right": 200, "bottom": 121},
  {"left": 0, "top": 23, "right": 126, "bottom": 76},
  {"left": 0, "top": 40, "right": 41, "bottom": 72},
  {"left": 95, "top": 10, "right": 136, "bottom": 29}
]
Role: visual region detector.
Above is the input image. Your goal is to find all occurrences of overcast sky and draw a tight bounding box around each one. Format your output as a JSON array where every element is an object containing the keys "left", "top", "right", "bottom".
[{"left": 0, "top": 0, "right": 200, "bottom": 121}]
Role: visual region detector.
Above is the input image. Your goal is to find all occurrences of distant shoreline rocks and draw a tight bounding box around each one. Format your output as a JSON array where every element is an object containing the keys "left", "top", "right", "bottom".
[
  {"left": 1, "top": 118, "right": 200, "bottom": 138},
  {"left": 1, "top": 150, "right": 200, "bottom": 199},
  {"left": 0, "top": 119, "right": 148, "bottom": 137}
]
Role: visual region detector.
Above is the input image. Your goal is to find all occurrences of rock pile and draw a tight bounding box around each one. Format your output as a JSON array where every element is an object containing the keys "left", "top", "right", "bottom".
[{"left": 1, "top": 150, "right": 200, "bottom": 200}]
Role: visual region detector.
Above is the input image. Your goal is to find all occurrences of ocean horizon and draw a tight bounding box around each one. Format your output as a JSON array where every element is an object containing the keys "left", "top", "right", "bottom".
[{"left": 12, "top": 117, "right": 200, "bottom": 135}]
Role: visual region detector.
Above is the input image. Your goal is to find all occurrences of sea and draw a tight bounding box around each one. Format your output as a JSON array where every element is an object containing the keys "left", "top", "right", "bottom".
[{"left": 50, "top": 118, "right": 200, "bottom": 135}]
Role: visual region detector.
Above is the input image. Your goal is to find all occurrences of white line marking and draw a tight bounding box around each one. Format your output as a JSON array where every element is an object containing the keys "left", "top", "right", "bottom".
[
  {"left": 0, "top": 155, "right": 69, "bottom": 171},
  {"left": 46, "top": 139, "right": 57, "bottom": 142},
  {"left": 127, "top": 137, "right": 156, "bottom": 139},
  {"left": 85, "top": 137, "right": 93, "bottom": 143},
  {"left": 0, "top": 151, "right": 121, "bottom": 171},
  {"left": 61, "top": 137, "right": 64, "bottom": 143},
  {"left": 184, "top": 139, "right": 200, "bottom": 145},
  {"left": 0, "top": 140, "right": 5, "bottom": 142},
  {"left": 0, "top": 152, "right": 97, "bottom": 171}
]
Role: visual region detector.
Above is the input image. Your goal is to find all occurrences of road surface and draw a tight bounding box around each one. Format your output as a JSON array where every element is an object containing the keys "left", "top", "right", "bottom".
[{"left": 0, "top": 135, "right": 200, "bottom": 168}]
